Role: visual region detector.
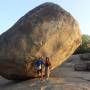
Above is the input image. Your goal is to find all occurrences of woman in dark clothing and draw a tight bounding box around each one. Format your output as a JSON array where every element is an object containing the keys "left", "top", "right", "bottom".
[{"left": 45, "top": 57, "right": 51, "bottom": 80}]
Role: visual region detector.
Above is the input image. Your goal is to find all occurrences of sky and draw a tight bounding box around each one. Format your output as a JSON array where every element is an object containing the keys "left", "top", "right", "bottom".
[{"left": 0, "top": 0, "right": 90, "bottom": 35}]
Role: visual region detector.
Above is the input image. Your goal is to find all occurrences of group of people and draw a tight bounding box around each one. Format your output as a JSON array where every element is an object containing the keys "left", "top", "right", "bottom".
[{"left": 35, "top": 56, "right": 51, "bottom": 80}]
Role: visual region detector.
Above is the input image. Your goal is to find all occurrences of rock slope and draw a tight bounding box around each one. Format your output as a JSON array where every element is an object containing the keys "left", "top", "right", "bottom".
[{"left": 0, "top": 58, "right": 90, "bottom": 90}]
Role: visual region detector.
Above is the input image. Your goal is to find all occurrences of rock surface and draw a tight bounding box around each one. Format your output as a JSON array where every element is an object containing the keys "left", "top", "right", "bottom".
[
  {"left": 0, "top": 2, "right": 81, "bottom": 80},
  {"left": 74, "top": 53, "right": 90, "bottom": 71},
  {"left": 0, "top": 57, "right": 90, "bottom": 90},
  {"left": 79, "top": 53, "right": 90, "bottom": 60}
]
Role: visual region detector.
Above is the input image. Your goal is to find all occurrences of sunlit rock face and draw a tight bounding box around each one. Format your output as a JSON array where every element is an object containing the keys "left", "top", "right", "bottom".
[{"left": 0, "top": 2, "right": 82, "bottom": 80}]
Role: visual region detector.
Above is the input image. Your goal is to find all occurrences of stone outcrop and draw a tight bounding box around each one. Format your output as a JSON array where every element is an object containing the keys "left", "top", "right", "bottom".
[
  {"left": 0, "top": 2, "right": 82, "bottom": 80},
  {"left": 79, "top": 53, "right": 90, "bottom": 60},
  {"left": 74, "top": 53, "right": 90, "bottom": 71},
  {"left": 74, "top": 62, "right": 88, "bottom": 71}
]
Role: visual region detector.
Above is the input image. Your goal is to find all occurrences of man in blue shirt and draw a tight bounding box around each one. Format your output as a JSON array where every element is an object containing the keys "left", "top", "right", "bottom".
[{"left": 35, "top": 56, "right": 44, "bottom": 80}]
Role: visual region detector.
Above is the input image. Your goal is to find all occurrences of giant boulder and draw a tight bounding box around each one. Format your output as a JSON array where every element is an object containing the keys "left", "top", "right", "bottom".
[{"left": 0, "top": 2, "right": 82, "bottom": 80}]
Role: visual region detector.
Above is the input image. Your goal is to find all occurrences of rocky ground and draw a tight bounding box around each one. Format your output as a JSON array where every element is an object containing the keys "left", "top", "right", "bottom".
[{"left": 0, "top": 57, "right": 90, "bottom": 90}]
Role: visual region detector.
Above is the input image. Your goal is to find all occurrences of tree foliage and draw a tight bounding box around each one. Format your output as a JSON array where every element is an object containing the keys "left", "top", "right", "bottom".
[{"left": 74, "top": 34, "right": 90, "bottom": 54}]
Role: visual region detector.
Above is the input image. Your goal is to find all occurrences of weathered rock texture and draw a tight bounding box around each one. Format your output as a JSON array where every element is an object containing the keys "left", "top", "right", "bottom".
[
  {"left": 74, "top": 53, "right": 90, "bottom": 71},
  {"left": 0, "top": 2, "right": 82, "bottom": 80}
]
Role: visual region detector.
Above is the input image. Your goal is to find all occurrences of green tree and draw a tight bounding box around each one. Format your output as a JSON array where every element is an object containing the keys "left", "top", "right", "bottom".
[{"left": 74, "top": 34, "right": 90, "bottom": 54}]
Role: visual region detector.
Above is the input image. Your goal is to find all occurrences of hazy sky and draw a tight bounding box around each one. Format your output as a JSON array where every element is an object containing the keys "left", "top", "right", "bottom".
[{"left": 0, "top": 0, "right": 90, "bottom": 35}]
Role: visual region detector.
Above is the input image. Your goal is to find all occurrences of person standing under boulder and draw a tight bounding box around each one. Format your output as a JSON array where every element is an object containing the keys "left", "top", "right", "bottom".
[
  {"left": 45, "top": 57, "right": 51, "bottom": 80},
  {"left": 35, "top": 56, "right": 44, "bottom": 80}
]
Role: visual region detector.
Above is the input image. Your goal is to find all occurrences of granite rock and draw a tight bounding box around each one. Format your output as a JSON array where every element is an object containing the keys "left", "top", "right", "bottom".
[{"left": 0, "top": 2, "right": 82, "bottom": 80}]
